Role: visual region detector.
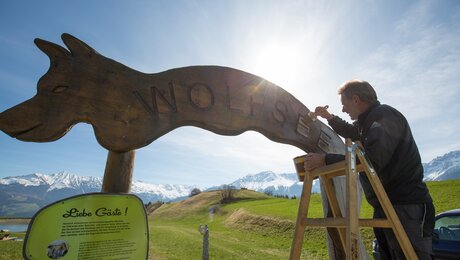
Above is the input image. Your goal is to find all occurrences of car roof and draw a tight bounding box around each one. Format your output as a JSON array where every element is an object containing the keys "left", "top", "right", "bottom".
[{"left": 436, "top": 208, "right": 460, "bottom": 218}]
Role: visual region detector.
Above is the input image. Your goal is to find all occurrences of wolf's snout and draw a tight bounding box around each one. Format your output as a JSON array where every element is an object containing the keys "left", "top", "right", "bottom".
[
  {"left": 5, "top": 123, "right": 43, "bottom": 138},
  {"left": 0, "top": 95, "right": 64, "bottom": 142},
  {"left": 0, "top": 102, "right": 41, "bottom": 140}
]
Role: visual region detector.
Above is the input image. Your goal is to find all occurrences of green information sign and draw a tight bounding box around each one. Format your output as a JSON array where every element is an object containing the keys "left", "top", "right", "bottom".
[{"left": 23, "top": 193, "right": 148, "bottom": 260}]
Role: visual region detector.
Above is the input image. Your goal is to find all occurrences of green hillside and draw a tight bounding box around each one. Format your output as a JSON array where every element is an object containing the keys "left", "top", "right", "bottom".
[
  {"left": 149, "top": 180, "right": 459, "bottom": 259},
  {"left": 149, "top": 190, "right": 366, "bottom": 259},
  {"left": 426, "top": 179, "right": 460, "bottom": 213},
  {"left": 1, "top": 180, "right": 458, "bottom": 259}
]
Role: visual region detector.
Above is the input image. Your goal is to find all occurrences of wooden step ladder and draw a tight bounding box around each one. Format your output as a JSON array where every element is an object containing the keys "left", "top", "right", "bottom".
[{"left": 289, "top": 139, "right": 418, "bottom": 260}]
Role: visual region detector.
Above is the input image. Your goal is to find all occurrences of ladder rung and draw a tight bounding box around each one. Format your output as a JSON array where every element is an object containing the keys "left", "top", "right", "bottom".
[
  {"left": 310, "top": 161, "right": 346, "bottom": 178},
  {"left": 309, "top": 161, "right": 365, "bottom": 179},
  {"left": 359, "top": 218, "right": 392, "bottom": 227},
  {"left": 304, "top": 218, "right": 392, "bottom": 228},
  {"left": 304, "top": 217, "right": 345, "bottom": 227}
]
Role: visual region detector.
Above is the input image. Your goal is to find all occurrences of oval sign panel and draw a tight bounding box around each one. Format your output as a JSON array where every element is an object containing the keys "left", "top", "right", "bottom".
[{"left": 23, "top": 193, "right": 148, "bottom": 260}]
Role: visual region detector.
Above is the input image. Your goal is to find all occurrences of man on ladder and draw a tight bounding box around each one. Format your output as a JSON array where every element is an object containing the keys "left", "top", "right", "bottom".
[{"left": 304, "top": 80, "right": 435, "bottom": 259}]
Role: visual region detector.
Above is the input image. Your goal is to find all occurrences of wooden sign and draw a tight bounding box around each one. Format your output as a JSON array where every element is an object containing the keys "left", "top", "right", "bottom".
[{"left": 0, "top": 33, "right": 343, "bottom": 155}]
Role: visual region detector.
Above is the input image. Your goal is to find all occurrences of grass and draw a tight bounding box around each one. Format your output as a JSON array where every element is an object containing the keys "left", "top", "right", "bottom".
[
  {"left": 149, "top": 180, "right": 459, "bottom": 259},
  {"left": 426, "top": 179, "right": 460, "bottom": 213},
  {"left": 149, "top": 190, "right": 376, "bottom": 259},
  {"left": 0, "top": 232, "right": 25, "bottom": 260},
  {"left": 1, "top": 180, "right": 458, "bottom": 259},
  {"left": 150, "top": 209, "right": 299, "bottom": 259}
]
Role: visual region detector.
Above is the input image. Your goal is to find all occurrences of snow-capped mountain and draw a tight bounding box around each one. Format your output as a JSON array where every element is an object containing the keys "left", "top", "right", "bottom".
[
  {"left": 130, "top": 181, "right": 197, "bottom": 202},
  {"left": 1, "top": 150, "right": 459, "bottom": 217},
  {"left": 423, "top": 150, "right": 460, "bottom": 181},
  {"left": 223, "top": 150, "right": 460, "bottom": 196},
  {"left": 0, "top": 171, "right": 197, "bottom": 217},
  {"left": 208, "top": 171, "right": 320, "bottom": 197},
  {"left": 0, "top": 172, "right": 102, "bottom": 191}
]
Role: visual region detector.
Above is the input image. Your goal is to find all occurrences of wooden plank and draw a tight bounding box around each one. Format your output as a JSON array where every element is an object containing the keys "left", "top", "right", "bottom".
[
  {"left": 310, "top": 162, "right": 365, "bottom": 179},
  {"left": 290, "top": 173, "right": 314, "bottom": 260},
  {"left": 310, "top": 161, "right": 347, "bottom": 178},
  {"left": 345, "top": 139, "right": 359, "bottom": 260},
  {"left": 305, "top": 218, "right": 346, "bottom": 227},
  {"left": 304, "top": 218, "right": 391, "bottom": 228},
  {"left": 359, "top": 219, "right": 392, "bottom": 228},
  {"left": 357, "top": 149, "right": 418, "bottom": 260},
  {"left": 308, "top": 158, "right": 367, "bottom": 178}
]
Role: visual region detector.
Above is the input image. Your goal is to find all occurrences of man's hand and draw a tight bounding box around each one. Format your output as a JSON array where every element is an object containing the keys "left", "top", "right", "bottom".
[
  {"left": 315, "top": 106, "right": 333, "bottom": 120},
  {"left": 303, "top": 153, "right": 326, "bottom": 171}
]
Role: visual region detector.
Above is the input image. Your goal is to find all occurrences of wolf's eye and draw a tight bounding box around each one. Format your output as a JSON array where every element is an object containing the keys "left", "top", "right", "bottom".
[{"left": 52, "top": 85, "right": 69, "bottom": 93}]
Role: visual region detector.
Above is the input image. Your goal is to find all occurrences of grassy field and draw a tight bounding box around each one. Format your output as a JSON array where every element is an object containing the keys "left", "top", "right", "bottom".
[
  {"left": 0, "top": 232, "right": 26, "bottom": 260},
  {"left": 150, "top": 179, "right": 460, "bottom": 259},
  {"left": 1, "top": 179, "right": 459, "bottom": 259},
  {"left": 149, "top": 190, "right": 371, "bottom": 259},
  {"left": 149, "top": 179, "right": 460, "bottom": 259}
]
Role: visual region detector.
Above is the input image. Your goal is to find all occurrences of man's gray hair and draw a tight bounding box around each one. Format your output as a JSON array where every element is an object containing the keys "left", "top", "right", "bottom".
[{"left": 338, "top": 80, "right": 378, "bottom": 104}]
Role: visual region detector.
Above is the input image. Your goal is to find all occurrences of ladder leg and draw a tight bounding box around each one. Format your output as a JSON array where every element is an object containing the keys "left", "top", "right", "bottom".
[
  {"left": 290, "top": 173, "right": 314, "bottom": 260},
  {"left": 357, "top": 151, "right": 418, "bottom": 260},
  {"left": 346, "top": 141, "right": 359, "bottom": 260}
]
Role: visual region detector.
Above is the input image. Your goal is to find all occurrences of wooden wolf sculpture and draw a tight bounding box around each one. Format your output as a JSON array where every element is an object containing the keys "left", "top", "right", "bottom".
[{"left": 0, "top": 33, "right": 343, "bottom": 155}]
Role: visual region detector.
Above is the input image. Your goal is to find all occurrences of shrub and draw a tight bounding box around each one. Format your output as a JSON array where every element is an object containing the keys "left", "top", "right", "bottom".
[{"left": 189, "top": 188, "right": 202, "bottom": 197}]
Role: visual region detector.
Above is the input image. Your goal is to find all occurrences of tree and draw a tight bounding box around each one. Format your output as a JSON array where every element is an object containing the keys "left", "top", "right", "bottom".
[
  {"left": 189, "top": 188, "right": 202, "bottom": 197},
  {"left": 220, "top": 185, "right": 236, "bottom": 204}
]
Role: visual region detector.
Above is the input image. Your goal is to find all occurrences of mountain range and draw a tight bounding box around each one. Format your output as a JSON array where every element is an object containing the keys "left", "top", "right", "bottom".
[
  {"left": 207, "top": 171, "right": 320, "bottom": 196},
  {"left": 422, "top": 150, "right": 460, "bottom": 181},
  {"left": 1, "top": 150, "right": 459, "bottom": 217},
  {"left": 0, "top": 172, "right": 198, "bottom": 217}
]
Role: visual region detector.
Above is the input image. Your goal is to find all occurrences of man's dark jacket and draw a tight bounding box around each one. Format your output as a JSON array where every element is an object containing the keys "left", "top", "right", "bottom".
[{"left": 325, "top": 102, "right": 432, "bottom": 208}]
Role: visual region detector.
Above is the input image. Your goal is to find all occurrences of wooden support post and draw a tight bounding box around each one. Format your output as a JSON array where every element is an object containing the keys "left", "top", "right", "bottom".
[{"left": 102, "top": 150, "right": 136, "bottom": 193}]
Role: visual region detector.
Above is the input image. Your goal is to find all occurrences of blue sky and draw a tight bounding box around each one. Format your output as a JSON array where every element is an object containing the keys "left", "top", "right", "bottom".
[{"left": 1, "top": 0, "right": 459, "bottom": 187}]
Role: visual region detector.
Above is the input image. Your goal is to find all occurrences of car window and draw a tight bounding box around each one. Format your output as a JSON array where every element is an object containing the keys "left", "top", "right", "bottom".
[{"left": 434, "top": 215, "right": 460, "bottom": 241}]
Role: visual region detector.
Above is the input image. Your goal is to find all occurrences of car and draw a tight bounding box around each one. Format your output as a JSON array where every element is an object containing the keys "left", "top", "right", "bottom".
[
  {"left": 433, "top": 208, "right": 460, "bottom": 259},
  {"left": 373, "top": 208, "right": 460, "bottom": 259}
]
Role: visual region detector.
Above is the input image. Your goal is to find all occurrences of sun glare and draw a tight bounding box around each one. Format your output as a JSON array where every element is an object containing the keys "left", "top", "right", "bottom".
[{"left": 251, "top": 42, "right": 305, "bottom": 91}]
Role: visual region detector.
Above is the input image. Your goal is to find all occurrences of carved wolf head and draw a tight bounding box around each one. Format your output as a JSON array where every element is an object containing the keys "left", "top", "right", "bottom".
[{"left": 0, "top": 33, "right": 156, "bottom": 151}]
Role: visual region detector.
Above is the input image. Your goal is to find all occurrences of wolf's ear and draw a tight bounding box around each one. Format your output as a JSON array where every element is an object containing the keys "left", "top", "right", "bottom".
[
  {"left": 61, "top": 33, "right": 97, "bottom": 57},
  {"left": 34, "top": 38, "right": 70, "bottom": 60}
]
